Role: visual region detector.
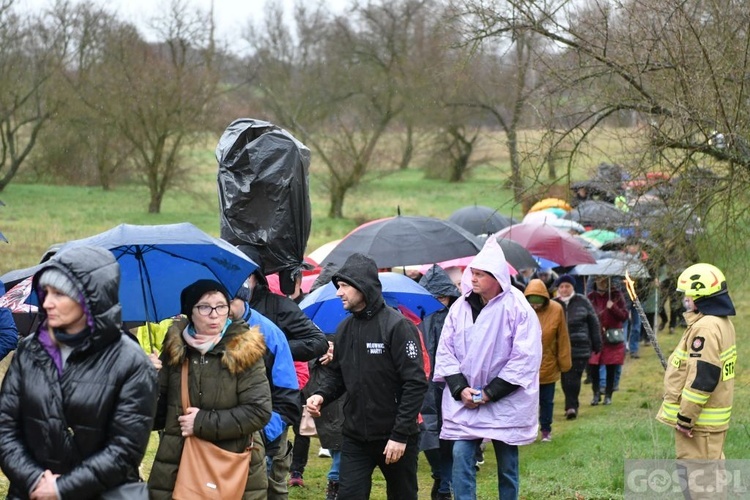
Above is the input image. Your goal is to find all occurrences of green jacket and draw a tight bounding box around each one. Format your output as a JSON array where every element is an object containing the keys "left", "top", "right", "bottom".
[{"left": 148, "top": 318, "right": 272, "bottom": 499}]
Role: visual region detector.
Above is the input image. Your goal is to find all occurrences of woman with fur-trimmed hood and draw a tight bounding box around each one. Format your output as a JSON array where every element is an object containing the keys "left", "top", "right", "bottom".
[{"left": 148, "top": 279, "right": 272, "bottom": 500}]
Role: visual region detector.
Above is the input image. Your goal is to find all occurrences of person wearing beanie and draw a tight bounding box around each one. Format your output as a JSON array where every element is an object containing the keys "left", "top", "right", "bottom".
[
  {"left": 0, "top": 245, "right": 158, "bottom": 499},
  {"left": 149, "top": 279, "right": 272, "bottom": 499},
  {"left": 657, "top": 263, "right": 736, "bottom": 493},
  {"left": 553, "top": 274, "right": 601, "bottom": 420},
  {"left": 306, "top": 252, "right": 428, "bottom": 500}
]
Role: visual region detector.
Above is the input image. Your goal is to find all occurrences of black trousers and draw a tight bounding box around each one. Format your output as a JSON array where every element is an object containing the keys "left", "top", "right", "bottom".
[
  {"left": 338, "top": 434, "right": 420, "bottom": 500},
  {"left": 561, "top": 357, "right": 589, "bottom": 410}
]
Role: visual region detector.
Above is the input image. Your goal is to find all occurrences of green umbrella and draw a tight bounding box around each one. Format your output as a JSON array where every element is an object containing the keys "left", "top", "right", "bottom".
[{"left": 578, "top": 229, "right": 624, "bottom": 248}]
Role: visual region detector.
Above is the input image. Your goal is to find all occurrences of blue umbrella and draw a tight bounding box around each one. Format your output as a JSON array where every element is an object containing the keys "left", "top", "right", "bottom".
[
  {"left": 299, "top": 272, "right": 443, "bottom": 333},
  {"left": 29, "top": 223, "right": 258, "bottom": 323}
]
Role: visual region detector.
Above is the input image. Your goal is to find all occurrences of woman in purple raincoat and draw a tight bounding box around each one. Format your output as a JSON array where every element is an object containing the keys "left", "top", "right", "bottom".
[{"left": 433, "top": 238, "right": 542, "bottom": 500}]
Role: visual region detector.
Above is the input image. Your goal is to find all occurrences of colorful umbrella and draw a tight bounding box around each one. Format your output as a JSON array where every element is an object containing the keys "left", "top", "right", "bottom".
[
  {"left": 528, "top": 198, "right": 572, "bottom": 213},
  {"left": 579, "top": 229, "right": 626, "bottom": 248},
  {"left": 570, "top": 257, "right": 649, "bottom": 278},
  {"left": 494, "top": 223, "right": 596, "bottom": 266},
  {"left": 299, "top": 272, "right": 443, "bottom": 333},
  {"left": 27, "top": 223, "right": 259, "bottom": 323}
]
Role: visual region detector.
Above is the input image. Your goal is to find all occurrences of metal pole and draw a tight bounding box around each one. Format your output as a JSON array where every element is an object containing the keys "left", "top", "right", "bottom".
[{"left": 625, "top": 272, "right": 667, "bottom": 369}]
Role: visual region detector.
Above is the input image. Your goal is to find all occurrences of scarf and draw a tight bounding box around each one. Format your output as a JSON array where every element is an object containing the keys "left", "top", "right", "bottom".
[
  {"left": 182, "top": 319, "right": 232, "bottom": 355},
  {"left": 558, "top": 291, "right": 575, "bottom": 305}
]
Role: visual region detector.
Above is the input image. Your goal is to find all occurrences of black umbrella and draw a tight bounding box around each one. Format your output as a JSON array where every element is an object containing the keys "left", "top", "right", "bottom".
[
  {"left": 320, "top": 215, "right": 482, "bottom": 269},
  {"left": 494, "top": 237, "right": 539, "bottom": 270},
  {"left": 564, "top": 200, "right": 631, "bottom": 228},
  {"left": 447, "top": 205, "right": 513, "bottom": 235}
]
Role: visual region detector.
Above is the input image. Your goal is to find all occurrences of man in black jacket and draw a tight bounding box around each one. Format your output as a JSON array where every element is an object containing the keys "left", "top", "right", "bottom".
[{"left": 306, "top": 253, "right": 428, "bottom": 500}]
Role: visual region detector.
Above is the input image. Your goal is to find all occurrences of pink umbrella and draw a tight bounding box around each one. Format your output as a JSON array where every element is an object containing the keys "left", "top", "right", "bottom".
[
  {"left": 494, "top": 223, "right": 596, "bottom": 266},
  {"left": 418, "top": 256, "right": 517, "bottom": 276}
]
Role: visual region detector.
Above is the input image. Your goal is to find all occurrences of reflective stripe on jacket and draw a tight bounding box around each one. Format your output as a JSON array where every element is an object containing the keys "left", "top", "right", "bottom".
[{"left": 656, "top": 311, "right": 735, "bottom": 432}]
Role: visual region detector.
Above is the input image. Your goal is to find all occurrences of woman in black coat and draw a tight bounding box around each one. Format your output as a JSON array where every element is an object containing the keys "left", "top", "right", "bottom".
[{"left": 0, "top": 246, "right": 158, "bottom": 499}]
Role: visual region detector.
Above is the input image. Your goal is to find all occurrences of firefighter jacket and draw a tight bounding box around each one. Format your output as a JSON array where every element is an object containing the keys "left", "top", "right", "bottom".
[{"left": 657, "top": 310, "right": 736, "bottom": 432}]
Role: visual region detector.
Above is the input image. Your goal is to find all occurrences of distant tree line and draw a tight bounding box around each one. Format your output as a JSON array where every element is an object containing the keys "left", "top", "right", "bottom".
[{"left": 0, "top": 0, "right": 747, "bottom": 248}]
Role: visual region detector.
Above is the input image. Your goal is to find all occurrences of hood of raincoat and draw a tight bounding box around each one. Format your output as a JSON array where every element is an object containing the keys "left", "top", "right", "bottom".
[
  {"left": 434, "top": 237, "right": 541, "bottom": 445},
  {"left": 461, "top": 237, "right": 512, "bottom": 297},
  {"left": 419, "top": 264, "right": 460, "bottom": 299},
  {"left": 523, "top": 278, "right": 550, "bottom": 306}
]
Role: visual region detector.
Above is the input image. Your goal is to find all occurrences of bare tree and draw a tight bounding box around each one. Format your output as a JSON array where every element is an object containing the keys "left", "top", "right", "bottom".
[
  {"left": 463, "top": 0, "right": 750, "bottom": 256},
  {"left": 249, "top": 0, "right": 439, "bottom": 218},
  {"left": 0, "top": 1, "right": 63, "bottom": 191},
  {"left": 61, "top": 0, "right": 222, "bottom": 212}
]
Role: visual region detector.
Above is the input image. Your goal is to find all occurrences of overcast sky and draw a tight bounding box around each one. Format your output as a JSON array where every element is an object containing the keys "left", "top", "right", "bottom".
[{"left": 17, "top": 0, "right": 348, "bottom": 53}]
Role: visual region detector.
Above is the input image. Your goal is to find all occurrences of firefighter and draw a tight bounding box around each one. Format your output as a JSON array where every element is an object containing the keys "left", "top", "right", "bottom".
[{"left": 656, "top": 263, "right": 736, "bottom": 497}]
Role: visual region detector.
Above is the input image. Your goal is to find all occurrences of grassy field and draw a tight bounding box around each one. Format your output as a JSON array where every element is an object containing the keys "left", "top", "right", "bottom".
[{"left": 0, "top": 128, "right": 747, "bottom": 499}]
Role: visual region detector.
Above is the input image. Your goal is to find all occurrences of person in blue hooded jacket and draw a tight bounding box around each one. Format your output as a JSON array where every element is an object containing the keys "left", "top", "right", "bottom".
[{"left": 229, "top": 291, "right": 300, "bottom": 473}]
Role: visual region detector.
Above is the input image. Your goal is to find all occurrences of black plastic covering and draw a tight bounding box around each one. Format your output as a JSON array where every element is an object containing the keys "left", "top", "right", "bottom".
[{"left": 216, "top": 119, "right": 312, "bottom": 284}]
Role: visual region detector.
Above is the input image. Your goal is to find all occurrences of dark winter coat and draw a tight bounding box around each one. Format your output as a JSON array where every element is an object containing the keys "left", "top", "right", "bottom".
[
  {"left": 148, "top": 318, "right": 272, "bottom": 500},
  {"left": 249, "top": 282, "right": 328, "bottom": 362},
  {"left": 316, "top": 253, "right": 428, "bottom": 443},
  {"left": 554, "top": 293, "right": 602, "bottom": 360},
  {"left": 417, "top": 265, "right": 459, "bottom": 451},
  {"left": 588, "top": 287, "right": 629, "bottom": 366},
  {"left": 303, "top": 334, "right": 345, "bottom": 451},
  {"left": 0, "top": 246, "right": 158, "bottom": 500}
]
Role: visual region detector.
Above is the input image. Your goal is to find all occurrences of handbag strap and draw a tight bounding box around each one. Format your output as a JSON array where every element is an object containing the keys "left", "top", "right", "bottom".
[{"left": 181, "top": 359, "right": 190, "bottom": 413}]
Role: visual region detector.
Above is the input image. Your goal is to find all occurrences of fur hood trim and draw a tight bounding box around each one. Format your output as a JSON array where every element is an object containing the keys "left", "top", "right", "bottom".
[{"left": 163, "top": 318, "right": 266, "bottom": 375}]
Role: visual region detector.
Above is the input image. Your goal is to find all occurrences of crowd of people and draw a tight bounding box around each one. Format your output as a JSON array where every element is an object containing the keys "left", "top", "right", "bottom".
[{"left": 0, "top": 221, "right": 737, "bottom": 499}]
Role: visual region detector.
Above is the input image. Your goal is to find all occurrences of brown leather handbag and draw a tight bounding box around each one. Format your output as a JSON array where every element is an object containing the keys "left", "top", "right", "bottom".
[{"left": 173, "top": 360, "right": 251, "bottom": 500}]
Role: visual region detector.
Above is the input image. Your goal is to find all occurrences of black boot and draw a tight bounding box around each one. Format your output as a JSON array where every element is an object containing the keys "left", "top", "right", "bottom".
[
  {"left": 431, "top": 476, "right": 440, "bottom": 500},
  {"left": 326, "top": 480, "right": 339, "bottom": 500},
  {"left": 603, "top": 393, "right": 613, "bottom": 405},
  {"left": 591, "top": 391, "right": 601, "bottom": 406}
]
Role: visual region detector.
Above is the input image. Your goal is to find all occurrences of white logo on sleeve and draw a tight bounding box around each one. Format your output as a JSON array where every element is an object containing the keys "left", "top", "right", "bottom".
[{"left": 406, "top": 340, "right": 418, "bottom": 359}]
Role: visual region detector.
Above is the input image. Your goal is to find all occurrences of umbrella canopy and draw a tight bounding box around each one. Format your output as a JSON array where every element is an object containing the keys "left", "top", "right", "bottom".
[
  {"left": 447, "top": 205, "right": 513, "bottom": 235},
  {"left": 307, "top": 239, "right": 342, "bottom": 265},
  {"left": 29, "top": 223, "right": 258, "bottom": 322},
  {"left": 570, "top": 257, "right": 650, "bottom": 278},
  {"left": 564, "top": 200, "right": 631, "bottom": 228},
  {"left": 417, "top": 255, "right": 518, "bottom": 276},
  {"left": 521, "top": 211, "right": 585, "bottom": 234},
  {"left": 494, "top": 238, "right": 539, "bottom": 270},
  {"left": 299, "top": 272, "right": 443, "bottom": 333},
  {"left": 0, "top": 277, "right": 35, "bottom": 313},
  {"left": 320, "top": 215, "right": 482, "bottom": 269},
  {"left": 528, "top": 198, "right": 572, "bottom": 213},
  {"left": 578, "top": 229, "right": 626, "bottom": 249},
  {"left": 494, "top": 223, "right": 597, "bottom": 266}
]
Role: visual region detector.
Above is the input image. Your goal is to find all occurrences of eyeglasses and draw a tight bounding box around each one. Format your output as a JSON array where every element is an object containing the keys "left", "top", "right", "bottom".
[{"left": 194, "top": 304, "right": 230, "bottom": 316}]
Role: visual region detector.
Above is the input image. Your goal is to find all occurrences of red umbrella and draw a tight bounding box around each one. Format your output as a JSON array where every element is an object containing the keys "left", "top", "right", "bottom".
[{"left": 494, "top": 223, "right": 596, "bottom": 266}]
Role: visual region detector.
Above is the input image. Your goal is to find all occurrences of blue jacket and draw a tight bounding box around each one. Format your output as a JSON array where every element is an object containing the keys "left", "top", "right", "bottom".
[
  {"left": 0, "top": 283, "right": 18, "bottom": 361},
  {"left": 239, "top": 303, "right": 300, "bottom": 446}
]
